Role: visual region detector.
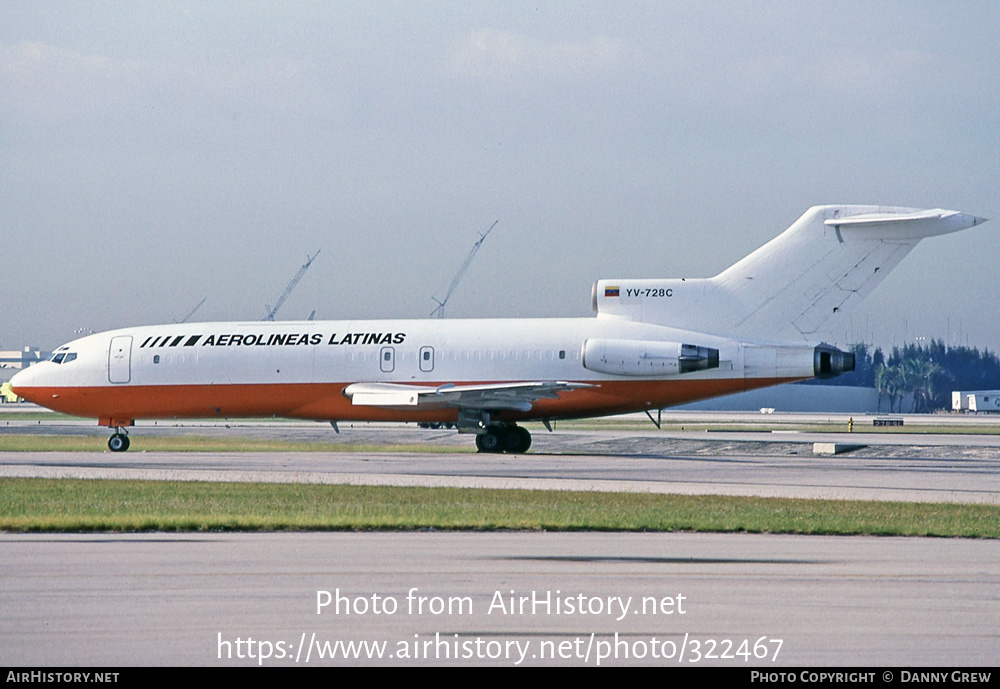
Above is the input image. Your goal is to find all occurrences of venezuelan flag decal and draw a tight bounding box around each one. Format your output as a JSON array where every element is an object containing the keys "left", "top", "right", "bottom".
[{"left": 604, "top": 286, "right": 620, "bottom": 297}]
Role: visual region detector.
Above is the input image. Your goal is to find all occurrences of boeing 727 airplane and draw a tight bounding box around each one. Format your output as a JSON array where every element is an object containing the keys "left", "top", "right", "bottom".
[{"left": 11, "top": 205, "right": 987, "bottom": 452}]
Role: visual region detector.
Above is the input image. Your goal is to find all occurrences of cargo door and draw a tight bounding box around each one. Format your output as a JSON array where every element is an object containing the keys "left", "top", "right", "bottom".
[{"left": 108, "top": 336, "right": 133, "bottom": 384}]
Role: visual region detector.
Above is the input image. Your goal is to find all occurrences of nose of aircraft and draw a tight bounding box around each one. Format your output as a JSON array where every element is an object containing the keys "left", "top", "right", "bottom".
[
  {"left": 10, "top": 365, "right": 29, "bottom": 390},
  {"left": 10, "top": 365, "right": 42, "bottom": 403}
]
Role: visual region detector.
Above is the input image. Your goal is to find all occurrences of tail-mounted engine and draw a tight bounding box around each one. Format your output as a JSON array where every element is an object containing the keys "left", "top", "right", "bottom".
[
  {"left": 582, "top": 339, "right": 720, "bottom": 377},
  {"left": 813, "top": 344, "right": 855, "bottom": 379}
]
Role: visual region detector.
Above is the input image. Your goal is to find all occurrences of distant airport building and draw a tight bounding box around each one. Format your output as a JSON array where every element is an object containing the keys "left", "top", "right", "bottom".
[
  {"left": 952, "top": 390, "right": 1000, "bottom": 413},
  {"left": 0, "top": 347, "right": 48, "bottom": 370},
  {"left": 0, "top": 347, "right": 49, "bottom": 403}
]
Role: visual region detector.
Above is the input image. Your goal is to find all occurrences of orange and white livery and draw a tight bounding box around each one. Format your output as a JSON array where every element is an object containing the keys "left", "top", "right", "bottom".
[{"left": 12, "top": 205, "right": 986, "bottom": 452}]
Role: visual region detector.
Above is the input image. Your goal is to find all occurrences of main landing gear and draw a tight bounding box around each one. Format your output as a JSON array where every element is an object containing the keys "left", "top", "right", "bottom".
[
  {"left": 475, "top": 424, "right": 531, "bottom": 454},
  {"left": 108, "top": 430, "right": 130, "bottom": 452}
]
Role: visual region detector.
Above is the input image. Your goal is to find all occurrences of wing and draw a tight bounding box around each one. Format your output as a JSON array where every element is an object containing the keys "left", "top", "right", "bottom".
[{"left": 343, "top": 381, "right": 593, "bottom": 412}]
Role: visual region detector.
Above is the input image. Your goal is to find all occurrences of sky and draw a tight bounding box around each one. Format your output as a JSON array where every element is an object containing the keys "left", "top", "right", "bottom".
[{"left": 2, "top": 1, "right": 999, "bottom": 353}]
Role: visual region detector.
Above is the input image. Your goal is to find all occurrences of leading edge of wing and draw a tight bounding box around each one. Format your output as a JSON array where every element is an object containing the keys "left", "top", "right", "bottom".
[{"left": 343, "top": 381, "right": 595, "bottom": 412}]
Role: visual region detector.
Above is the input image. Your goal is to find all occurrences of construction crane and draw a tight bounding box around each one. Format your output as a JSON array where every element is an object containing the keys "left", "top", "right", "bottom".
[
  {"left": 264, "top": 250, "right": 320, "bottom": 321},
  {"left": 173, "top": 297, "right": 207, "bottom": 324},
  {"left": 431, "top": 220, "right": 499, "bottom": 318}
]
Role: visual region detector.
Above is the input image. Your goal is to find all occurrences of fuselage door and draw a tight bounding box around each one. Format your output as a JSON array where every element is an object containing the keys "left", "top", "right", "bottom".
[
  {"left": 380, "top": 346, "right": 395, "bottom": 373},
  {"left": 419, "top": 346, "right": 434, "bottom": 373},
  {"left": 108, "top": 336, "right": 133, "bottom": 384}
]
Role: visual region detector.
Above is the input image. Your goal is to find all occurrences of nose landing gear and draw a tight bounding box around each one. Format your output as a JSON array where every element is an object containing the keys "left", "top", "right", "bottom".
[{"left": 108, "top": 430, "right": 130, "bottom": 452}]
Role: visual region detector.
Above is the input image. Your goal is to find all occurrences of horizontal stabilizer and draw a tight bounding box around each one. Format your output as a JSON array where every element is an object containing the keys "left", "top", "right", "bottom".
[{"left": 825, "top": 208, "right": 972, "bottom": 227}]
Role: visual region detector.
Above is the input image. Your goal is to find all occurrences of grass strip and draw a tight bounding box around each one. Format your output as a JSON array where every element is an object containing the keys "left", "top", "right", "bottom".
[
  {"left": 1, "top": 478, "right": 996, "bottom": 537},
  {"left": 0, "top": 435, "right": 466, "bottom": 453}
]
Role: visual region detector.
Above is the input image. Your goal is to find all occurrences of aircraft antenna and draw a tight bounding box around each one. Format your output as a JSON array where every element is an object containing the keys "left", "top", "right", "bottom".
[
  {"left": 173, "top": 297, "right": 207, "bottom": 324},
  {"left": 265, "top": 250, "right": 321, "bottom": 321},
  {"left": 431, "top": 220, "right": 499, "bottom": 318}
]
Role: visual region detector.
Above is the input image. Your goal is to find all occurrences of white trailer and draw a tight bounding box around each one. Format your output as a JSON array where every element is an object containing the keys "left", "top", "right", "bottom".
[
  {"left": 966, "top": 391, "right": 1000, "bottom": 413},
  {"left": 952, "top": 391, "right": 968, "bottom": 411},
  {"left": 952, "top": 390, "right": 1000, "bottom": 413}
]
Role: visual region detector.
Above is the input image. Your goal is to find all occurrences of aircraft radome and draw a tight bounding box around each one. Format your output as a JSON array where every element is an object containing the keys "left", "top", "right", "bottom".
[{"left": 12, "top": 205, "right": 987, "bottom": 453}]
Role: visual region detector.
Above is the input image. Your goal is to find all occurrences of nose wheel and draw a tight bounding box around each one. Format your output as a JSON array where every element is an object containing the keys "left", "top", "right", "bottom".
[{"left": 108, "top": 432, "right": 130, "bottom": 452}]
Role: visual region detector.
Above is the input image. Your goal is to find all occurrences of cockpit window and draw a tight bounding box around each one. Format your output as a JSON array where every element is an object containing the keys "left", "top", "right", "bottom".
[
  {"left": 63, "top": 353, "right": 77, "bottom": 363},
  {"left": 48, "top": 351, "right": 77, "bottom": 365},
  {"left": 51, "top": 353, "right": 65, "bottom": 364}
]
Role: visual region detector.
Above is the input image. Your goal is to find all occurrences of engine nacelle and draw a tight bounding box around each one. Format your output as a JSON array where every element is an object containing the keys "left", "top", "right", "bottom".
[
  {"left": 582, "top": 338, "right": 720, "bottom": 377},
  {"left": 813, "top": 344, "right": 855, "bottom": 379}
]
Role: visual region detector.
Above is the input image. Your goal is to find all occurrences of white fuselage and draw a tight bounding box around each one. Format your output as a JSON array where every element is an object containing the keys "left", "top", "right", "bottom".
[{"left": 11, "top": 316, "right": 815, "bottom": 426}]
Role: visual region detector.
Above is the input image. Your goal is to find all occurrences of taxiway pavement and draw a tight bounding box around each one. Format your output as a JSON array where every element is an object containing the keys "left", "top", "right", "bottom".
[{"left": 2, "top": 531, "right": 998, "bottom": 667}]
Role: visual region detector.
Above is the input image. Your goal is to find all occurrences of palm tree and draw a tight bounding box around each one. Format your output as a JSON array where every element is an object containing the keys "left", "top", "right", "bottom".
[
  {"left": 911, "top": 359, "right": 946, "bottom": 413},
  {"left": 875, "top": 365, "right": 890, "bottom": 412}
]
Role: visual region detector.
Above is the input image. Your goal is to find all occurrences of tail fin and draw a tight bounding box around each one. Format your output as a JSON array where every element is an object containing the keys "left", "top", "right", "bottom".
[{"left": 594, "top": 205, "right": 987, "bottom": 340}]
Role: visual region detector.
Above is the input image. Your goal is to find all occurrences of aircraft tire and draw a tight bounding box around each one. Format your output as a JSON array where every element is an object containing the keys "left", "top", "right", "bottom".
[
  {"left": 504, "top": 426, "right": 531, "bottom": 454},
  {"left": 108, "top": 433, "right": 130, "bottom": 452},
  {"left": 475, "top": 426, "right": 505, "bottom": 453}
]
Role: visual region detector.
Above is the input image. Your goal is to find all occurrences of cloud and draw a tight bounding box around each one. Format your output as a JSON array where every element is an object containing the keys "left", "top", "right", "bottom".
[
  {"left": 445, "top": 29, "right": 627, "bottom": 81},
  {"left": 0, "top": 41, "right": 141, "bottom": 120},
  {"left": 0, "top": 40, "right": 329, "bottom": 126}
]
